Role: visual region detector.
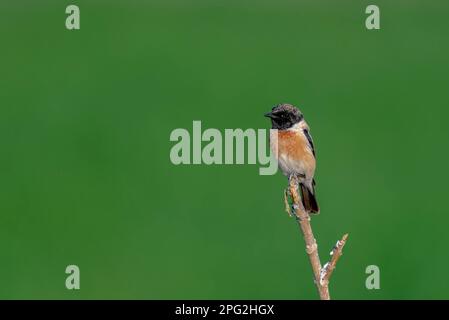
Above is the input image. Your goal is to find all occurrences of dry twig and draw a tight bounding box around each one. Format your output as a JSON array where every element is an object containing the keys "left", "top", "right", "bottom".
[
  {"left": 287, "top": 175, "right": 348, "bottom": 300},
  {"left": 320, "top": 233, "right": 349, "bottom": 287}
]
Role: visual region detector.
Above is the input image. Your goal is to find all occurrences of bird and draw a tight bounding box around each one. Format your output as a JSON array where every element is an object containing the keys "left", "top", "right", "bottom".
[{"left": 264, "top": 103, "right": 319, "bottom": 214}]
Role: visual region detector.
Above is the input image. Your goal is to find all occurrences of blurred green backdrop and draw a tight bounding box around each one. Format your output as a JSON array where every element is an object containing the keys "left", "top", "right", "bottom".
[{"left": 1, "top": 0, "right": 449, "bottom": 299}]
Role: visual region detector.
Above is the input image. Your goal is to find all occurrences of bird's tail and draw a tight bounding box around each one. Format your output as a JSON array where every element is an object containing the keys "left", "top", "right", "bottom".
[{"left": 300, "top": 181, "right": 319, "bottom": 214}]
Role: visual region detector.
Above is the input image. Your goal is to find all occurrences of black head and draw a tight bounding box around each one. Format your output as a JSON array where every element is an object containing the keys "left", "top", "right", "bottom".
[{"left": 264, "top": 104, "right": 303, "bottom": 130}]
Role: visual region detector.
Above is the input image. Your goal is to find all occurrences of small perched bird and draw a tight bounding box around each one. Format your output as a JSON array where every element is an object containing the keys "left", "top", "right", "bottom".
[{"left": 265, "top": 103, "right": 319, "bottom": 214}]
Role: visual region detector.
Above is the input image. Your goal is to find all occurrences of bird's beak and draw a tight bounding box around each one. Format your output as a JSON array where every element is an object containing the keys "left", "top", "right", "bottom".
[{"left": 264, "top": 112, "right": 273, "bottom": 118}]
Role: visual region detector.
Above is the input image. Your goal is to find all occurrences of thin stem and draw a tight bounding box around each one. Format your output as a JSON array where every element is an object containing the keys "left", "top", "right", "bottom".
[{"left": 287, "top": 175, "right": 348, "bottom": 300}]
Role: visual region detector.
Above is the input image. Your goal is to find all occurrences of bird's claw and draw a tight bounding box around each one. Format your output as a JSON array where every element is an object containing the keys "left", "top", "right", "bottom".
[{"left": 284, "top": 189, "right": 295, "bottom": 217}]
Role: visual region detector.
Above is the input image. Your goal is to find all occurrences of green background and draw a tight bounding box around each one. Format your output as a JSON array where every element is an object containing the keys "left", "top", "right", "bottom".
[{"left": 1, "top": 0, "right": 449, "bottom": 299}]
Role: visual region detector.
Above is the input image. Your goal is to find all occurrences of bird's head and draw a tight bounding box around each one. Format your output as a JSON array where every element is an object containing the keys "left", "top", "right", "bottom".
[{"left": 264, "top": 103, "right": 303, "bottom": 130}]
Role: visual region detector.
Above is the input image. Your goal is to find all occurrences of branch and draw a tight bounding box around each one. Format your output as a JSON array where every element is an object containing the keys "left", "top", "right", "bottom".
[
  {"left": 320, "top": 234, "right": 349, "bottom": 287},
  {"left": 287, "top": 176, "right": 348, "bottom": 300},
  {"left": 288, "top": 176, "right": 327, "bottom": 299}
]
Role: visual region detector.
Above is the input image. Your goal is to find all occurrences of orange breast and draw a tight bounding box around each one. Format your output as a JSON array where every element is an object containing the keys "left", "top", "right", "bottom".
[{"left": 276, "top": 130, "right": 315, "bottom": 172}]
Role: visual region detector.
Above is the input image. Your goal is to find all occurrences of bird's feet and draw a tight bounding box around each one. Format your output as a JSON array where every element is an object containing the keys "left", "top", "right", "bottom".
[
  {"left": 288, "top": 173, "right": 296, "bottom": 185},
  {"left": 284, "top": 188, "right": 299, "bottom": 218}
]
